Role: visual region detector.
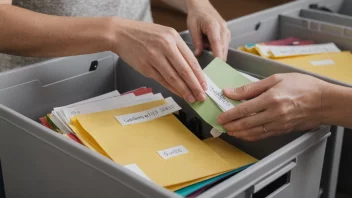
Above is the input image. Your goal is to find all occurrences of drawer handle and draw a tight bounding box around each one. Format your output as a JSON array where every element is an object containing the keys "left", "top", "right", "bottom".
[{"left": 253, "top": 160, "right": 296, "bottom": 193}]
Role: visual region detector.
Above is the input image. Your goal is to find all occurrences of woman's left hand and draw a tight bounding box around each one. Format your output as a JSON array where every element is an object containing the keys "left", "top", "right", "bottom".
[
  {"left": 217, "top": 73, "right": 327, "bottom": 141},
  {"left": 186, "top": 0, "right": 230, "bottom": 60}
]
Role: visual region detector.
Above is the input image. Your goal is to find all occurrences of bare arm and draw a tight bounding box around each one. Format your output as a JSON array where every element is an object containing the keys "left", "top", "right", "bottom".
[
  {"left": 321, "top": 82, "right": 352, "bottom": 128},
  {"left": 0, "top": 4, "right": 114, "bottom": 57},
  {"left": 0, "top": 4, "right": 207, "bottom": 103}
]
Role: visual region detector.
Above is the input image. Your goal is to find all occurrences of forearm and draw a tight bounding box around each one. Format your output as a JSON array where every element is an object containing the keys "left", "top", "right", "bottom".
[
  {"left": 160, "top": 0, "right": 210, "bottom": 14},
  {"left": 321, "top": 82, "right": 352, "bottom": 128},
  {"left": 0, "top": 5, "right": 114, "bottom": 57}
]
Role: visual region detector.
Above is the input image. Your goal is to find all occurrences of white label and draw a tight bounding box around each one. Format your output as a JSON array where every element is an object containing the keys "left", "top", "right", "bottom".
[
  {"left": 210, "top": 128, "right": 224, "bottom": 137},
  {"left": 115, "top": 97, "right": 181, "bottom": 126},
  {"left": 310, "top": 59, "right": 335, "bottom": 66},
  {"left": 269, "top": 43, "right": 341, "bottom": 57},
  {"left": 205, "top": 75, "right": 235, "bottom": 112},
  {"left": 157, "top": 145, "right": 189, "bottom": 160},
  {"left": 63, "top": 93, "right": 163, "bottom": 125},
  {"left": 124, "top": 164, "right": 152, "bottom": 181}
]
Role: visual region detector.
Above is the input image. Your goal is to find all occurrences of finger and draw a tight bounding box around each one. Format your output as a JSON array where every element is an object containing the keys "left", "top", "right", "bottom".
[
  {"left": 166, "top": 44, "right": 206, "bottom": 102},
  {"left": 227, "top": 123, "right": 275, "bottom": 141},
  {"left": 227, "top": 125, "right": 263, "bottom": 140},
  {"left": 152, "top": 57, "right": 196, "bottom": 103},
  {"left": 149, "top": 67, "right": 180, "bottom": 97},
  {"left": 221, "top": 28, "right": 231, "bottom": 61},
  {"left": 223, "top": 74, "right": 283, "bottom": 101},
  {"left": 244, "top": 131, "right": 277, "bottom": 142},
  {"left": 189, "top": 21, "right": 204, "bottom": 56},
  {"left": 223, "top": 109, "right": 275, "bottom": 132},
  {"left": 177, "top": 37, "right": 207, "bottom": 91},
  {"left": 239, "top": 121, "right": 289, "bottom": 141},
  {"left": 217, "top": 93, "right": 270, "bottom": 124},
  {"left": 205, "top": 22, "right": 223, "bottom": 59}
]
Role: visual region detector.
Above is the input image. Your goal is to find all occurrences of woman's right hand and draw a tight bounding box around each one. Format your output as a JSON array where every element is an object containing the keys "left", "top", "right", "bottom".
[{"left": 110, "top": 18, "right": 207, "bottom": 103}]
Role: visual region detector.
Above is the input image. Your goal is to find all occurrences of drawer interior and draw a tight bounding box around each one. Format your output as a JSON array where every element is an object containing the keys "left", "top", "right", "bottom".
[{"left": 0, "top": 51, "right": 329, "bottom": 198}]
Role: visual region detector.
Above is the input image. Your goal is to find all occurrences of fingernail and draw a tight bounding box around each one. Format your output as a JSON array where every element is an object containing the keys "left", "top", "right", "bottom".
[
  {"left": 186, "top": 95, "right": 196, "bottom": 103},
  {"left": 201, "top": 82, "right": 208, "bottom": 91},
  {"left": 197, "top": 92, "right": 206, "bottom": 101}
]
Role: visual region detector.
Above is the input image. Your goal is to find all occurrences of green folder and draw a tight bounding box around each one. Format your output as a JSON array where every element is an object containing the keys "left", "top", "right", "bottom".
[
  {"left": 189, "top": 58, "right": 252, "bottom": 132},
  {"left": 175, "top": 164, "right": 253, "bottom": 197}
]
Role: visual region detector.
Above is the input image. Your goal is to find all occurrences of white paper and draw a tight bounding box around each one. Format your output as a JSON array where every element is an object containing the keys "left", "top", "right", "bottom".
[
  {"left": 204, "top": 75, "right": 235, "bottom": 112},
  {"left": 269, "top": 43, "right": 341, "bottom": 57},
  {"left": 210, "top": 128, "right": 224, "bottom": 137},
  {"left": 63, "top": 93, "right": 164, "bottom": 125},
  {"left": 54, "top": 90, "right": 120, "bottom": 112},
  {"left": 157, "top": 145, "right": 189, "bottom": 160},
  {"left": 49, "top": 90, "right": 121, "bottom": 133},
  {"left": 124, "top": 164, "right": 152, "bottom": 181},
  {"left": 115, "top": 97, "right": 181, "bottom": 126},
  {"left": 49, "top": 113, "right": 71, "bottom": 134},
  {"left": 63, "top": 93, "right": 137, "bottom": 123},
  {"left": 310, "top": 59, "right": 335, "bottom": 66}
]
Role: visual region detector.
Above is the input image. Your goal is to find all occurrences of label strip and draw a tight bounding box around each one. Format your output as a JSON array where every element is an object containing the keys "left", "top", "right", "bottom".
[
  {"left": 115, "top": 97, "right": 181, "bottom": 126},
  {"left": 157, "top": 145, "right": 189, "bottom": 160},
  {"left": 269, "top": 43, "right": 341, "bottom": 57},
  {"left": 310, "top": 59, "right": 335, "bottom": 66},
  {"left": 205, "top": 75, "right": 235, "bottom": 112}
]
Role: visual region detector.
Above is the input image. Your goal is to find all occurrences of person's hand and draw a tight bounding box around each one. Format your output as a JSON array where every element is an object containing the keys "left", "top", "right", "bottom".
[
  {"left": 186, "top": 0, "right": 231, "bottom": 60},
  {"left": 112, "top": 18, "right": 207, "bottom": 103},
  {"left": 217, "top": 73, "right": 328, "bottom": 141}
]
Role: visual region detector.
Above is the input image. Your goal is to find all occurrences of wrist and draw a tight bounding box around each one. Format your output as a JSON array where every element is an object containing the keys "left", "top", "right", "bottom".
[
  {"left": 319, "top": 81, "right": 333, "bottom": 125},
  {"left": 104, "top": 16, "right": 131, "bottom": 55},
  {"left": 186, "top": 0, "right": 211, "bottom": 12},
  {"left": 319, "top": 81, "right": 347, "bottom": 126},
  {"left": 101, "top": 17, "right": 120, "bottom": 53}
]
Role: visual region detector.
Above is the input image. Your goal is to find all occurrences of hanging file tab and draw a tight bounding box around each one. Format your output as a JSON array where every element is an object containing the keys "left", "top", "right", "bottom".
[{"left": 115, "top": 97, "right": 181, "bottom": 125}]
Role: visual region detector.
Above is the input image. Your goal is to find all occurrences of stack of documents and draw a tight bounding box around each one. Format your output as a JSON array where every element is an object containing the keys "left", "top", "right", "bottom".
[
  {"left": 238, "top": 37, "right": 352, "bottom": 84},
  {"left": 40, "top": 58, "right": 259, "bottom": 197}
]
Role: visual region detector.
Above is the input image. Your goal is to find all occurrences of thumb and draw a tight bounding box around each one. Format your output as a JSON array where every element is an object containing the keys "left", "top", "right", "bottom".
[
  {"left": 189, "top": 22, "right": 203, "bottom": 56},
  {"left": 223, "top": 75, "right": 282, "bottom": 100}
]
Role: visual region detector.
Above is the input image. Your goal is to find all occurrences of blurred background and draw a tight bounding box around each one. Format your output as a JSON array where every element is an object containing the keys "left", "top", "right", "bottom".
[{"left": 151, "top": 0, "right": 293, "bottom": 31}]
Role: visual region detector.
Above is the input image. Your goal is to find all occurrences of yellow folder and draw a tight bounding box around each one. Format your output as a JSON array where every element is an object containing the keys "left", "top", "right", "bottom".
[
  {"left": 71, "top": 99, "right": 235, "bottom": 187},
  {"left": 276, "top": 51, "right": 352, "bottom": 84},
  {"left": 167, "top": 137, "right": 257, "bottom": 191},
  {"left": 70, "top": 118, "right": 111, "bottom": 159},
  {"left": 203, "top": 137, "right": 257, "bottom": 166}
]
